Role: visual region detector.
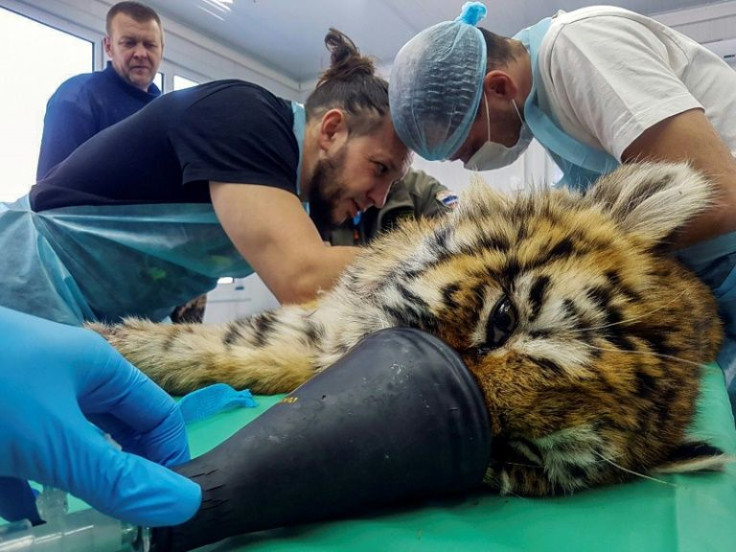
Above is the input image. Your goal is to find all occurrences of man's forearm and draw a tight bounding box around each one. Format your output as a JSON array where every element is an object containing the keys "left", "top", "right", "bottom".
[{"left": 279, "top": 245, "right": 360, "bottom": 304}]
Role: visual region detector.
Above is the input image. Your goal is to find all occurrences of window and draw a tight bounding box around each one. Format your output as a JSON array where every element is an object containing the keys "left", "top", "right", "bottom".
[
  {"left": 154, "top": 72, "right": 164, "bottom": 93},
  {"left": 0, "top": 8, "right": 93, "bottom": 202},
  {"left": 174, "top": 74, "right": 199, "bottom": 90}
]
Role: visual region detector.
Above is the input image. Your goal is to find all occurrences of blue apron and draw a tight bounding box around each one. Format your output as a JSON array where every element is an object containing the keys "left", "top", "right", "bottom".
[
  {"left": 515, "top": 18, "right": 620, "bottom": 191},
  {"left": 0, "top": 101, "right": 307, "bottom": 326},
  {"left": 517, "top": 18, "right": 736, "bottom": 412}
]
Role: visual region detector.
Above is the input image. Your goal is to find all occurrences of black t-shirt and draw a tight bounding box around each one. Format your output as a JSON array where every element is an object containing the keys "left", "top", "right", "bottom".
[{"left": 30, "top": 80, "right": 298, "bottom": 211}]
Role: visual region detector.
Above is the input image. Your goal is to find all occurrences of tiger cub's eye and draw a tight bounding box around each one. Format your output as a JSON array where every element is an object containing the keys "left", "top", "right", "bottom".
[{"left": 485, "top": 295, "right": 518, "bottom": 350}]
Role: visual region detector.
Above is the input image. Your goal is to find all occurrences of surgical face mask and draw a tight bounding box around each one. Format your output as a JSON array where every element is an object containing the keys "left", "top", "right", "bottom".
[{"left": 464, "top": 96, "right": 532, "bottom": 171}]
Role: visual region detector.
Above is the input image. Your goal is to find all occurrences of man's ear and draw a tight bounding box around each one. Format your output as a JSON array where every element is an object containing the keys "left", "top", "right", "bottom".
[
  {"left": 482, "top": 71, "right": 518, "bottom": 101},
  {"left": 103, "top": 36, "right": 112, "bottom": 58},
  {"left": 318, "top": 109, "right": 349, "bottom": 153}
]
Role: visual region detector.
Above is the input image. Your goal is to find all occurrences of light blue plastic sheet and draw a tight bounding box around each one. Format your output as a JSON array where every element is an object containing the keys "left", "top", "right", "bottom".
[{"left": 0, "top": 197, "right": 253, "bottom": 324}]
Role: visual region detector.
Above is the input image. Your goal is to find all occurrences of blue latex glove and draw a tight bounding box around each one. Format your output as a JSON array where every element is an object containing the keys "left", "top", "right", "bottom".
[{"left": 0, "top": 306, "right": 201, "bottom": 527}]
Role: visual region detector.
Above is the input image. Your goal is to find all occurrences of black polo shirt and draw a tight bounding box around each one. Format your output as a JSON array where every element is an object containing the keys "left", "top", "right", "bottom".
[{"left": 31, "top": 80, "right": 299, "bottom": 211}]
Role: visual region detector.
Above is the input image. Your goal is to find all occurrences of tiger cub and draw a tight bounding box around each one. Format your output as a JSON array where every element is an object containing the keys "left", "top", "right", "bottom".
[{"left": 94, "top": 162, "right": 726, "bottom": 496}]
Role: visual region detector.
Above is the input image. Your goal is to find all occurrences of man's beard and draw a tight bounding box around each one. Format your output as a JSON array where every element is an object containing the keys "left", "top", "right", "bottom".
[{"left": 307, "top": 147, "right": 347, "bottom": 238}]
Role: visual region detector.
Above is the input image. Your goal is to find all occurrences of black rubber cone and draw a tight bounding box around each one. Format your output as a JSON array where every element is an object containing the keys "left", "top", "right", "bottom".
[{"left": 153, "top": 328, "right": 492, "bottom": 551}]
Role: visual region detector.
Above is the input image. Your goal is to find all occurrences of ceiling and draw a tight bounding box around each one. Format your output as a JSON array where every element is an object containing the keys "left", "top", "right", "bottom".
[{"left": 144, "top": 0, "right": 727, "bottom": 83}]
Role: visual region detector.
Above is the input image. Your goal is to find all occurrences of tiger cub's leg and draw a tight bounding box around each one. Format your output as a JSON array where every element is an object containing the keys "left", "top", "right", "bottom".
[{"left": 90, "top": 307, "right": 323, "bottom": 395}]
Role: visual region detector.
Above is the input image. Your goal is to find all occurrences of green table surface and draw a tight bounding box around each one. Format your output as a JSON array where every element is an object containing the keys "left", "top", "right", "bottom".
[
  {"left": 3, "top": 365, "right": 732, "bottom": 551},
  {"left": 189, "top": 363, "right": 736, "bottom": 552}
]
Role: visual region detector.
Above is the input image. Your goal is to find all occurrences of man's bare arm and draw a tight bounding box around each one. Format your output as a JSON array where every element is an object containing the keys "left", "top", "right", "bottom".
[
  {"left": 210, "top": 182, "right": 359, "bottom": 304},
  {"left": 622, "top": 108, "right": 736, "bottom": 247}
]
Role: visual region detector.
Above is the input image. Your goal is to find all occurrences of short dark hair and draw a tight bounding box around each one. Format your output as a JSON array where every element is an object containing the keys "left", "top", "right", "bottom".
[
  {"left": 106, "top": 1, "right": 162, "bottom": 36},
  {"left": 480, "top": 27, "right": 524, "bottom": 70},
  {"left": 305, "top": 28, "right": 389, "bottom": 137},
  {"left": 471, "top": 28, "right": 526, "bottom": 122}
]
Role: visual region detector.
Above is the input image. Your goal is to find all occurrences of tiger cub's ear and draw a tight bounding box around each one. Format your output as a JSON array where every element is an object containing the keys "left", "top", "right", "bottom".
[{"left": 585, "top": 162, "right": 712, "bottom": 246}]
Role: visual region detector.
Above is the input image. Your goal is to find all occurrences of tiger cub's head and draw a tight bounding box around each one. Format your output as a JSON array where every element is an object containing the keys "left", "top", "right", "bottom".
[{"left": 376, "top": 162, "right": 724, "bottom": 495}]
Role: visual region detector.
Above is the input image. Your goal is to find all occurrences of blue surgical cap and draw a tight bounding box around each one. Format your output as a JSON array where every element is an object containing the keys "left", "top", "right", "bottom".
[{"left": 390, "top": 2, "right": 488, "bottom": 161}]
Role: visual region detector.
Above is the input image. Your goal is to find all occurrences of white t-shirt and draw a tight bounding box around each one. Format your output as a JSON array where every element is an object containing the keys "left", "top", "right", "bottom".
[{"left": 535, "top": 6, "right": 736, "bottom": 161}]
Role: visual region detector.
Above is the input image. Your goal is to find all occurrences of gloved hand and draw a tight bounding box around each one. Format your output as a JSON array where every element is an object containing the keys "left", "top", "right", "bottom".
[{"left": 0, "top": 306, "right": 202, "bottom": 527}]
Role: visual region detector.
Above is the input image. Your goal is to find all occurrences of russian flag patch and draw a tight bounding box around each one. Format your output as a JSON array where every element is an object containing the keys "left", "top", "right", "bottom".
[{"left": 436, "top": 190, "right": 459, "bottom": 209}]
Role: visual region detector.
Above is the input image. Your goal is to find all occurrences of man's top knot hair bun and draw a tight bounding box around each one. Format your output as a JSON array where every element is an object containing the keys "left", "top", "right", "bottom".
[{"left": 318, "top": 28, "right": 376, "bottom": 86}]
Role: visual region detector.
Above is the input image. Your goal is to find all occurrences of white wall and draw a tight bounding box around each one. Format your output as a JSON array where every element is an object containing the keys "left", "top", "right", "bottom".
[{"left": 656, "top": 1, "right": 736, "bottom": 68}]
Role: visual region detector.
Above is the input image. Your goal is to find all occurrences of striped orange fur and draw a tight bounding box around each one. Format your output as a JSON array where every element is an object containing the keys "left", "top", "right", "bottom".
[{"left": 93, "top": 162, "right": 726, "bottom": 496}]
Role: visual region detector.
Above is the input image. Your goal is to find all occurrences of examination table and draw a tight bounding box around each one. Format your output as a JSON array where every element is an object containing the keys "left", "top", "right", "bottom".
[{"left": 184, "top": 362, "right": 736, "bottom": 552}]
